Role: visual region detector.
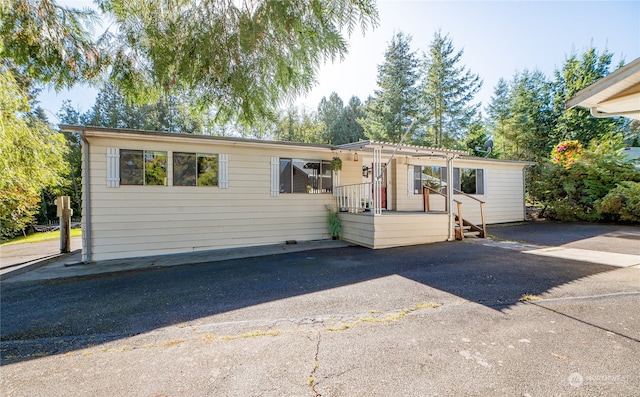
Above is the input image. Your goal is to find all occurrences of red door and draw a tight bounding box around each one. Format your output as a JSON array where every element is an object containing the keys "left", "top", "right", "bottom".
[{"left": 371, "top": 163, "right": 387, "bottom": 209}]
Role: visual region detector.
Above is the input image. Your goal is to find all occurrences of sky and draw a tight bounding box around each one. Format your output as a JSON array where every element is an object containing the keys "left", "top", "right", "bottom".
[{"left": 38, "top": 0, "right": 640, "bottom": 124}]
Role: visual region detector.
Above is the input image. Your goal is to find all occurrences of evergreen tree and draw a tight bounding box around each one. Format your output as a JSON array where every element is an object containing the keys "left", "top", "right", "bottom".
[
  {"left": 420, "top": 30, "right": 482, "bottom": 148},
  {"left": 317, "top": 93, "right": 366, "bottom": 145},
  {"left": 275, "top": 106, "right": 323, "bottom": 144},
  {"left": 81, "top": 83, "right": 205, "bottom": 133},
  {"left": 360, "top": 32, "right": 420, "bottom": 143},
  {"left": 504, "top": 70, "right": 554, "bottom": 161},
  {"left": 552, "top": 48, "right": 627, "bottom": 145},
  {"left": 343, "top": 96, "right": 367, "bottom": 144},
  {"left": 486, "top": 78, "right": 511, "bottom": 155}
]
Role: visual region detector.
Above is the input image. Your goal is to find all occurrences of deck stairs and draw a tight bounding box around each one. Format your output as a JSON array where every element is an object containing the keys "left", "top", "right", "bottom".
[{"left": 454, "top": 215, "right": 485, "bottom": 240}]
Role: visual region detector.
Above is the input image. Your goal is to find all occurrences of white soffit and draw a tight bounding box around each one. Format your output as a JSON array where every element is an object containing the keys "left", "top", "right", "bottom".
[{"left": 565, "top": 57, "right": 640, "bottom": 120}]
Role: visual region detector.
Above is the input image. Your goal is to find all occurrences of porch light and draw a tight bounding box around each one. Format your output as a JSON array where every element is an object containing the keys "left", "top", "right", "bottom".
[
  {"left": 353, "top": 152, "right": 359, "bottom": 161},
  {"left": 362, "top": 165, "right": 370, "bottom": 177}
]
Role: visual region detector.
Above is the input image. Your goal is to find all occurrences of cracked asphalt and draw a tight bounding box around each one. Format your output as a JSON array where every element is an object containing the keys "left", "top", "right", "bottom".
[{"left": 1, "top": 222, "right": 639, "bottom": 396}]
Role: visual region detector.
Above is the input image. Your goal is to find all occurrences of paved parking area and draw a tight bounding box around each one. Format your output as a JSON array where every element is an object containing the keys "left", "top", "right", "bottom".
[{"left": 1, "top": 222, "right": 639, "bottom": 396}]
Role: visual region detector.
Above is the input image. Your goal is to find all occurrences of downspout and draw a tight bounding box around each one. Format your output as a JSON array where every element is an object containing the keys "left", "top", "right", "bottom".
[
  {"left": 79, "top": 128, "right": 92, "bottom": 263},
  {"left": 446, "top": 155, "right": 455, "bottom": 241}
]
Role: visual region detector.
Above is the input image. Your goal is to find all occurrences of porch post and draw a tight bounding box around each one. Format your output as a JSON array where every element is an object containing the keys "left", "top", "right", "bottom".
[
  {"left": 373, "top": 147, "right": 382, "bottom": 215},
  {"left": 446, "top": 156, "right": 455, "bottom": 241}
]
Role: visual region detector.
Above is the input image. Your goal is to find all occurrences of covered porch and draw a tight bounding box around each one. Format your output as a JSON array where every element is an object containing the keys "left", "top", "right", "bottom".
[{"left": 331, "top": 141, "right": 488, "bottom": 249}]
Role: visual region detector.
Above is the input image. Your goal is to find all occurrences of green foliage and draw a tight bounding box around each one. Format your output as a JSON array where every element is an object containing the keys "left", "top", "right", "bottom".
[
  {"left": 420, "top": 30, "right": 482, "bottom": 148},
  {"left": 361, "top": 32, "right": 420, "bottom": 143},
  {"left": 275, "top": 106, "right": 324, "bottom": 143},
  {"left": 0, "top": 67, "right": 68, "bottom": 239},
  {"left": 63, "top": 83, "right": 208, "bottom": 133},
  {"left": 1, "top": 0, "right": 105, "bottom": 88},
  {"left": 318, "top": 93, "right": 366, "bottom": 144},
  {"left": 552, "top": 48, "right": 627, "bottom": 144},
  {"left": 489, "top": 70, "right": 555, "bottom": 161},
  {"left": 328, "top": 211, "right": 341, "bottom": 237},
  {"left": 99, "top": 0, "right": 379, "bottom": 124},
  {"left": 532, "top": 142, "right": 640, "bottom": 222},
  {"left": 598, "top": 182, "right": 640, "bottom": 223}
]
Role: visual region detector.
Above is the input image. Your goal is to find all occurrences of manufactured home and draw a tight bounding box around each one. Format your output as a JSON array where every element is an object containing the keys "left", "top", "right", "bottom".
[{"left": 61, "top": 125, "right": 532, "bottom": 262}]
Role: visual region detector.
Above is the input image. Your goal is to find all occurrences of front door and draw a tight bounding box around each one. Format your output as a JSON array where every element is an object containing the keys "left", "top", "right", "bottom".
[{"left": 371, "top": 163, "right": 387, "bottom": 209}]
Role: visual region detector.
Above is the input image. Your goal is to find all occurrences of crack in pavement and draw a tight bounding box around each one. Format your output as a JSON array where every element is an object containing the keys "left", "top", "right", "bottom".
[{"left": 309, "top": 330, "right": 322, "bottom": 397}]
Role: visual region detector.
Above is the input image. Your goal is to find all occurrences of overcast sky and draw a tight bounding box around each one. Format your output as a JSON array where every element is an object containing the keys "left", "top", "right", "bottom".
[{"left": 38, "top": 0, "right": 640, "bottom": 123}]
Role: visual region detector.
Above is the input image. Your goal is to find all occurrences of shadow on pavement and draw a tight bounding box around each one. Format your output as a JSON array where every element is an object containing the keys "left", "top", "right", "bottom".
[
  {"left": 489, "top": 221, "right": 640, "bottom": 247},
  {"left": 1, "top": 238, "right": 617, "bottom": 364}
]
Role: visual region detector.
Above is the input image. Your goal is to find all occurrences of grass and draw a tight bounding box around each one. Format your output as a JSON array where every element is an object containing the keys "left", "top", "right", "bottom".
[
  {"left": 519, "top": 294, "right": 541, "bottom": 302},
  {"left": 1, "top": 228, "right": 82, "bottom": 246}
]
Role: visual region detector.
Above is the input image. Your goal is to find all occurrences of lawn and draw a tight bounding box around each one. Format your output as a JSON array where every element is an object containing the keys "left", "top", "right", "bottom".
[{"left": 1, "top": 229, "right": 82, "bottom": 246}]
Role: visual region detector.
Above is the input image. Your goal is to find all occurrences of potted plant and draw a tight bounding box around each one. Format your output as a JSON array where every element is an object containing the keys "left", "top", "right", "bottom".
[
  {"left": 330, "top": 156, "right": 342, "bottom": 171},
  {"left": 328, "top": 211, "right": 341, "bottom": 240}
]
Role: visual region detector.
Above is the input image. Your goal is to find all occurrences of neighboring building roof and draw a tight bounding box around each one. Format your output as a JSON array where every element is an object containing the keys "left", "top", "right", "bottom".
[{"left": 565, "top": 57, "right": 640, "bottom": 120}]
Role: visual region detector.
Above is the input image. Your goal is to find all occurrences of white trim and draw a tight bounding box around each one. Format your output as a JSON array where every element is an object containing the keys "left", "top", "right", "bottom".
[
  {"left": 407, "top": 165, "right": 414, "bottom": 196},
  {"left": 270, "top": 156, "right": 279, "bottom": 197},
  {"left": 218, "top": 154, "right": 229, "bottom": 189},
  {"left": 106, "top": 148, "right": 120, "bottom": 188}
]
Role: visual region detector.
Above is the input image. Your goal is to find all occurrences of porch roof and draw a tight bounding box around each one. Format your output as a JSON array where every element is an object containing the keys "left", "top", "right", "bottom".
[{"left": 333, "top": 140, "right": 467, "bottom": 158}]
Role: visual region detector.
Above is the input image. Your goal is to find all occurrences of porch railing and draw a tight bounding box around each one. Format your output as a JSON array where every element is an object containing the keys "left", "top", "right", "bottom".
[
  {"left": 423, "top": 186, "right": 486, "bottom": 240},
  {"left": 335, "top": 182, "right": 372, "bottom": 213}
]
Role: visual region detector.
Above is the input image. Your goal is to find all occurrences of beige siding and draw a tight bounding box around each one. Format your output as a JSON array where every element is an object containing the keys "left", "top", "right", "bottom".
[
  {"left": 394, "top": 158, "right": 527, "bottom": 225},
  {"left": 85, "top": 134, "right": 336, "bottom": 261},
  {"left": 339, "top": 212, "right": 449, "bottom": 249}
]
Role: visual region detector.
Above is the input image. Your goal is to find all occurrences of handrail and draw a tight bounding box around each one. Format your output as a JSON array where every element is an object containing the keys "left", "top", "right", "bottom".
[
  {"left": 451, "top": 188, "right": 486, "bottom": 238},
  {"left": 452, "top": 188, "right": 485, "bottom": 204},
  {"left": 422, "top": 186, "right": 460, "bottom": 212},
  {"left": 424, "top": 186, "right": 486, "bottom": 238}
]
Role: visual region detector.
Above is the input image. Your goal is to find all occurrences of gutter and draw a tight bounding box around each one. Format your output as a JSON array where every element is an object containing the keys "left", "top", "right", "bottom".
[
  {"left": 79, "top": 128, "right": 92, "bottom": 263},
  {"left": 589, "top": 107, "right": 640, "bottom": 119}
]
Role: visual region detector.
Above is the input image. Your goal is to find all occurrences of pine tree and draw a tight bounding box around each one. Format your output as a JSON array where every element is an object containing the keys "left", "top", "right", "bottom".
[
  {"left": 360, "top": 32, "right": 420, "bottom": 143},
  {"left": 552, "top": 48, "right": 627, "bottom": 145},
  {"left": 420, "top": 30, "right": 482, "bottom": 148},
  {"left": 487, "top": 78, "right": 511, "bottom": 156}
]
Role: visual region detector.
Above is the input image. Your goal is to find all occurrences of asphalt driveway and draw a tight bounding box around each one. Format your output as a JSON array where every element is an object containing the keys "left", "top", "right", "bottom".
[{"left": 1, "top": 222, "right": 639, "bottom": 396}]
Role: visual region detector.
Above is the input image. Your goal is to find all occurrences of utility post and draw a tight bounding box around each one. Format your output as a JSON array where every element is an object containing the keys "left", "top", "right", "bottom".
[{"left": 55, "top": 196, "right": 72, "bottom": 253}]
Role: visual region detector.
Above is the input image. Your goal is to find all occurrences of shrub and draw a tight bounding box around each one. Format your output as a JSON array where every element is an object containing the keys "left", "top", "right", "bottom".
[{"left": 598, "top": 181, "right": 640, "bottom": 223}]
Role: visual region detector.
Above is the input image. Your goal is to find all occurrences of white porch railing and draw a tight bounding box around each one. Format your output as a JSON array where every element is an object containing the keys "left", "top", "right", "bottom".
[{"left": 335, "top": 182, "right": 372, "bottom": 213}]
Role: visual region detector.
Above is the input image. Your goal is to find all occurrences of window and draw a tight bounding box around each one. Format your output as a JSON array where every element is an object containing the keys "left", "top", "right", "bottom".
[
  {"left": 452, "top": 167, "right": 484, "bottom": 195},
  {"left": 174, "top": 152, "right": 218, "bottom": 186},
  {"left": 120, "top": 150, "right": 167, "bottom": 185},
  {"left": 279, "top": 158, "right": 332, "bottom": 194},
  {"left": 414, "top": 166, "right": 445, "bottom": 194},
  {"left": 411, "top": 166, "right": 484, "bottom": 195}
]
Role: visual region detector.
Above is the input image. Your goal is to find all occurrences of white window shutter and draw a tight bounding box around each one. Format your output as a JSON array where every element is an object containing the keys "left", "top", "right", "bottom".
[
  {"left": 477, "top": 168, "right": 486, "bottom": 195},
  {"left": 270, "top": 156, "right": 279, "bottom": 197},
  {"left": 407, "top": 165, "right": 414, "bottom": 196},
  {"left": 106, "top": 148, "right": 120, "bottom": 188},
  {"left": 218, "top": 154, "right": 229, "bottom": 189}
]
